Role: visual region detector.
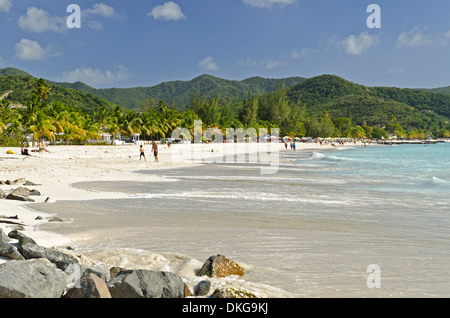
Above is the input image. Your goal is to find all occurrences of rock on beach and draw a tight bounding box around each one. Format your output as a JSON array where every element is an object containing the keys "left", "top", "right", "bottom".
[
  {"left": 107, "top": 269, "right": 185, "bottom": 298},
  {"left": 0, "top": 228, "right": 190, "bottom": 298},
  {"left": 0, "top": 259, "right": 67, "bottom": 298},
  {"left": 197, "top": 254, "right": 245, "bottom": 278}
]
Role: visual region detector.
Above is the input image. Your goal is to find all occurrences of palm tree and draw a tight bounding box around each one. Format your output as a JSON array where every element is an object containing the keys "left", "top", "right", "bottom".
[
  {"left": 34, "top": 78, "right": 51, "bottom": 101},
  {"left": 120, "top": 111, "right": 143, "bottom": 140},
  {"left": 80, "top": 116, "right": 101, "bottom": 144},
  {"left": 0, "top": 100, "right": 11, "bottom": 134},
  {"left": 180, "top": 110, "right": 200, "bottom": 141},
  {"left": 161, "top": 108, "right": 182, "bottom": 136},
  {"left": 106, "top": 116, "right": 120, "bottom": 145},
  {"left": 28, "top": 110, "right": 56, "bottom": 143},
  {"left": 141, "top": 111, "right": 166, "bottom": 140},
  {"left": 0, "top": 120, "right": 5, "bottom": 135},
  {"left": 93, "top": 106, "right": 112, "bottom": 132},
  {"left": 0, "top": 100, "right": 24, "bottom": 145}
]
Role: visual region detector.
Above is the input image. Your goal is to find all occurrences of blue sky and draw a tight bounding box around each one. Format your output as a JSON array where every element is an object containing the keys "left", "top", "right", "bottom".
[{"left": 0, "top": 0, "right": 449, "bottom": 89}]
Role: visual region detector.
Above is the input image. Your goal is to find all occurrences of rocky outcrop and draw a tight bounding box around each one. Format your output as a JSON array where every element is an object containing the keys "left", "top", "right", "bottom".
[
  {"left": 0, "top": 239, "right": 24, "bottom": 260},
  {"left": 5, "top": 193, "right": 35, "bottom": 202},
  {"left": 0, "top": 229, "right": 24, "bottom": 260},
  {"left": 8, "top": 230, "right": 37, "bottom": 246},
  {"left": 107, "top": 269, "right": 185, "bottom": 298},
  {"left": 211, "top": 286, "right": 257, "bottom": 298},
  {"left": 64, "top": 272, "right": 112, "bottom": 298},
  {"left": 18, "top": 243, "right": 80, "bottom": 270},
  {"left": 1, "top": 181, "right": 41, "bottom": 202},
  {"left": 0, "top": 259, "right": 67, "bottom": 298},
  {"left": 194, "top": 280, "right": 211, "bottom": 296},
  {"left": 197, "top": 254, "right": 245, "bottom": 278},
  {"left": 0, "top": 226, "right": 256, "bottom": 298},
  {"left": 0, "top": 228, "right": 10, "bottom": 242}
]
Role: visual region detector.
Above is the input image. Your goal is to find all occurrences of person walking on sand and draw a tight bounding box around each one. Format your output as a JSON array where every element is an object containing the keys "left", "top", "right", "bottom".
[
  {"left": 292, "top": 142, "right": 296, "bottom": 151},
  {"left": 152, "top": 140, "right": 159, "bottom": 162},
  {"left": 139, "top": 144, "right": 146, "bottom": 161}
]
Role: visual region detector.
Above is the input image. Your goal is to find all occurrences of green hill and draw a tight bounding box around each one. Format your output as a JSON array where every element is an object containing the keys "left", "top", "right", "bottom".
[
  {"left": 0, "top": 67, "right": 32, "bottom": 77},
  {"left": 286, "top": 74, "right": 450, "bottom": 130},
  {"left": 421, "top": 86, "right": 450, "bottom": 95},
  {"left": 0, "top": 73, "right": 118, "bottom": 114},
  {"left": 55, "top": 74, "right": 307, "bottom": 110},
  {"left": 2, "top": 67, "right": 450, "bottom": 132}
]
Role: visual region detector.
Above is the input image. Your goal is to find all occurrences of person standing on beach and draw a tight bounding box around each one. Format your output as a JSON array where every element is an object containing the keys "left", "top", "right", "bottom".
[
  {"left": 152, "top": 140, "right": 159, "bottom": 162},
  {"left": 139, "top": 145, "right": 146, "bottom": 161},
  {"left": 292, "top": 142, "right": 296, "bottom": 151}
]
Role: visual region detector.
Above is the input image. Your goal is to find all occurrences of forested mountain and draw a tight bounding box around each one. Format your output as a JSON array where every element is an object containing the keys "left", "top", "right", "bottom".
[
  {"left": 0, "top": 72, "right": 118, "bottom": 114},
  {"left": 285, "top": 75, "right": 450, "bottom": 130},
  {"left": 55, "top": 74, "right": 307, "bottom": 110},
  {"left": 0, "top": 67, "right": 31, "bottom": 77},
  {"left": 421, "top": 86, "right": 450, "bottom": 95},
  {"left": 1, "top": 67, "right": 450, "bottom": 142}
]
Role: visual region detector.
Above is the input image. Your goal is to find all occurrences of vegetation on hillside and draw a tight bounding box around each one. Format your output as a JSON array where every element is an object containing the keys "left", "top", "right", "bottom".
[
  {"left": 1, "top": 70, "right": 450, "bottom": 147},
  {"left": 55, "top": 74, "right": 307, "bottom": 110},
  {"left": 0, "top": 75, "right": 118, "bottom": 115}
]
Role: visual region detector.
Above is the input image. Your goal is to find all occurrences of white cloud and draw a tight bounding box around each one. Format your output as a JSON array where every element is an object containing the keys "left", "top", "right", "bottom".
[
  {"left": 0, "top": 0, "right": 12, "bottom": 12},
  {"left": 396, "top": 27, "right": 431, "bottom": 48},
  {"left": 291, "top": 48, "right": 316, "bottom": 59},
  {"left": 243, "top": 0, "right": 296, "bottom": 9},
  {"left": 238, "top": 58, "right": 258, "bottom": 67},
  {"left": 264, "top": 59, "right": 284, "bottom": 69},
  {"left": 84, "top": 3, "right": 117, "bottom": 18},
  {"left": 83, "top": 3, "right": 121, "bottom": 30},
  {"left": 238, "top": 57, "right": 285, "bottom": 69},
  {"left": 60, "top": 65, "right": 131, "bottom": 87},
  {"left": 441, "top": 30, "right": 450, "bottom": 46},
  {"left": 14, "top": 39, "right": 47, "bottom": 60},
  {"left": 332, "top": 32, "right": 379, "bottom": 55},
  {"left": 148, "top": 1, "right": 186, "bottom": 21},
  {"left": 18, "top": 7, "right": 66, "bottom": 33},
  {"left": 198, "top": 56, "right": 219, "bottom": 71}
]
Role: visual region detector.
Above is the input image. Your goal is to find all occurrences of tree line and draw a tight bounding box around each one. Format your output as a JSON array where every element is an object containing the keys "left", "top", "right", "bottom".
[{"left": 1, "top": 78, "right": 449, "bottom": 147}]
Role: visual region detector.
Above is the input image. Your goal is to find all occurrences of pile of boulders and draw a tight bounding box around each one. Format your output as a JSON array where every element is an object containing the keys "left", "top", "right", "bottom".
[
  {"left": 0, "top": 228, "right": 257, "bottom": 298},
  {"left": 0, "top": 178, "right": 41, "bottom": 202}
]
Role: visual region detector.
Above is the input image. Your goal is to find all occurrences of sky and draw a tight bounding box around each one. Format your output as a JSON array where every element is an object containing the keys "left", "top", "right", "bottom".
[{"left": 0, "top": 0, "right": 449, "bottom": 89}]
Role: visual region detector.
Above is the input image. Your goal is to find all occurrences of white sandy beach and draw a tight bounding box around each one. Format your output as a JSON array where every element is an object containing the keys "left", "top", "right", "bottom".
[
  {"left": 1, "top": 141, "right": 369, "bottom": 259},
  {"left": 13, "top": 140, "right": 444, "bottom": 299}
]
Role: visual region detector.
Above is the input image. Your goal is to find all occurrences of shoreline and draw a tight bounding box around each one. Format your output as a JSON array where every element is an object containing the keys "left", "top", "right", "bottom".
[{"left": 1, "top": 141, "right": 371, "bottom": 263}]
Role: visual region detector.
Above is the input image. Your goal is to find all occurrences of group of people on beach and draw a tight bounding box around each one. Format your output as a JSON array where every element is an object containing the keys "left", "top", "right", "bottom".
[
  {"left": 284, "top": 141, "right": 296, "bottom": 151},
  {"left": 139, "top": 140, "right": 158, "bottom": 162},
  {"left": 21, "top": 142, "right": 50, "bottom": 157}
]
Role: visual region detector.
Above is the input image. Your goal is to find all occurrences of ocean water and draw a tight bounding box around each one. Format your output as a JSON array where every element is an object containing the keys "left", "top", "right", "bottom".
[{"left": 33, "top": 143, "right": 450, "bottom": 297}]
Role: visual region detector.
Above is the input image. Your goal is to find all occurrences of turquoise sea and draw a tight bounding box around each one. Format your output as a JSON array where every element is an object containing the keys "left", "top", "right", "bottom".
[{"left": 34, "top": 143, "right": 450, "bottom": 297}]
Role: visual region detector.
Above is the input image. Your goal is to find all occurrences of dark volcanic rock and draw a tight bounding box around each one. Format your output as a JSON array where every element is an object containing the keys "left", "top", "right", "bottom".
[
  {"left": 107, "top": 269, "right": 184, "bottom": 298},
  {"left": 18, "top": 243, "right": 79, "bottom": 270},
  {"left": 0, "top": 260, "right": 67, "bottom": 298},
  {"left": 0, "top": 239, "right": 25, "bottom": 260},
  {"left": 7, "top": 230, "right": 37, "bottom": 246}
]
